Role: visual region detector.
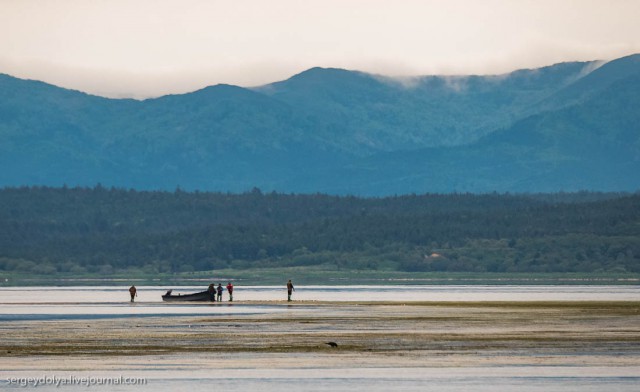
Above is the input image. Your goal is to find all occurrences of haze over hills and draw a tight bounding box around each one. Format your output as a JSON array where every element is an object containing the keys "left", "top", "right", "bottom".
[{"left": 0, "top": 54, "right": 639, "bottom": 195}]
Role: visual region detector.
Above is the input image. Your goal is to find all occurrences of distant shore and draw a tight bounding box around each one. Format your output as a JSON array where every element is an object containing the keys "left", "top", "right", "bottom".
[{"left": 3, "top": 270, "right": 640, "bottom": 287}]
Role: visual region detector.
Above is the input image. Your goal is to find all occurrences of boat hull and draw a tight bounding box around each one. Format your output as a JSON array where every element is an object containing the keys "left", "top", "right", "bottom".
[{"left": 161, "top": 290, "right": 213, "bottom": 302}]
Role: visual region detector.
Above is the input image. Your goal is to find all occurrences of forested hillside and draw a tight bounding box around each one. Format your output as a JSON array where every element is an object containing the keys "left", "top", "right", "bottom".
[
  {"left": 1, "top": 187, "right": 638, "bottom": 275},
  {"left": 1, "top": 54, "right": 639, "bottom": 194}
]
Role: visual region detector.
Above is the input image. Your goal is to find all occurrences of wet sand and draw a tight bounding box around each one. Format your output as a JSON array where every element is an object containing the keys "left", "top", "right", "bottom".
[
  {"left": 3, "top": 301, "right": 640, "bottom": 390},
  {"left": 1, "top": 301, "right": 639, "bottom": 370}
]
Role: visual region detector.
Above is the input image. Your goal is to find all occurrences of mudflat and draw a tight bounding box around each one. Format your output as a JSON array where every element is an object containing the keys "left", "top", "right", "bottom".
[{"left": 1, "top": 301, "right": 639, "bottom": 371}]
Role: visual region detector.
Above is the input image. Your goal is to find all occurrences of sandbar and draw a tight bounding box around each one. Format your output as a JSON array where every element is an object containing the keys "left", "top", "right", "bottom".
[{"left": 1, "top": 301, "right": 639, "bottom": 369}]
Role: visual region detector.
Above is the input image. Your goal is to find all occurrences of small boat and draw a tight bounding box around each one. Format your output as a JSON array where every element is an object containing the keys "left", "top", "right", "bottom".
[{"left": 161, "top": 289, "right": 213, "bottom": 302}]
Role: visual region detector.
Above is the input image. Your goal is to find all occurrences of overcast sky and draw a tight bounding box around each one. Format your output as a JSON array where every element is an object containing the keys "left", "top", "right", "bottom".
[{"left": 1, "top": 0, "right": 639, "bottom": 98}]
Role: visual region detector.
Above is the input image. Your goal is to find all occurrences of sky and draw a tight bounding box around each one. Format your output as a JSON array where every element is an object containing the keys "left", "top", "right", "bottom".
[{"left": 1, "top": 0, "right": 639, "bottom": 99}]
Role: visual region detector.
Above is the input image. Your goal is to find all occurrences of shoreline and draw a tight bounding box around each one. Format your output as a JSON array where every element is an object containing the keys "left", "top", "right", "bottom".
[{"left": 3, "top": 271, "right": 640, "bottom": 288}]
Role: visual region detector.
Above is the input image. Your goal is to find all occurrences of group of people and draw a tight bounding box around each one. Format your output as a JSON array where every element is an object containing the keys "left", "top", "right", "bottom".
[
  {"left": 208, "top": 282, "right": 234, "bottom": 302},
  {"left": 128, "top": 279, "right": 295, "bottom": 302}
]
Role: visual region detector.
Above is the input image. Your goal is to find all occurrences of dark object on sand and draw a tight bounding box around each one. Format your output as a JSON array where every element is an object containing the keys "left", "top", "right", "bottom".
[
  {"left": 287, "top": 279, "right": 294, "bottom": 301},
  {"left": 162, "top": 289, "right": 212, "bottom": 302},
  {"left": 129, "top": 285, "right": 137, "bottom": 302},
  {"left": 325, "top": 342, "right": 338, "bottom": 347}
]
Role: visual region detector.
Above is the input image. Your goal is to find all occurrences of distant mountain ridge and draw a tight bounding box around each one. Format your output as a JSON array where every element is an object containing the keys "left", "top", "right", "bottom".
[{"left": 1, "top": 54, "right": 639, "bottom": 194}]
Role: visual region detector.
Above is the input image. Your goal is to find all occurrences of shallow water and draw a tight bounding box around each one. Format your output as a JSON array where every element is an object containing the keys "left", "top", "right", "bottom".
[
  {"left": 1, "top": 286, "right": 639, "bottom": 391},
  {"left": 2, "top": 365, "right": 640, "bottom": 391},
  {"left": 0, "top": 285, "right": 638, "bottom": 320},
  {"left": 2, "top": 284, "right": 639, "bottom": 303}
]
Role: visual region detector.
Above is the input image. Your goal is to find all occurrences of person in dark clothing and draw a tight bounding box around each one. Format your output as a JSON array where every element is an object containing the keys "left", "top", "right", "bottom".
[
  {"left": 129, "top": 286, "right": 137, "bottom": 302},
  {"left": 216, "top": 283, "right": 223, "bottom": 302},
  {"left": 226, "top": 282, "right": 234, "bottom": 302},
  {"left": 208, "top": 284, "right": 216, "bottom": 302},
  {"left": 287, "top": 279, "right": 294, "bottom": 301}
]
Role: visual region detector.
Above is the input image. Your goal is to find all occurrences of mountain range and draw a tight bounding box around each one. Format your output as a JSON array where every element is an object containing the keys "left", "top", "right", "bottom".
[{"left": 1, "top": 54, "right": 639, "bottom": 195}]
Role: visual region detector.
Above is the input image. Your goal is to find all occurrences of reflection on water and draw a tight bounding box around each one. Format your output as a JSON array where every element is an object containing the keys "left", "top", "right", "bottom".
[{"left": 0, "top": 285, "right": 638, "bottom": 320}]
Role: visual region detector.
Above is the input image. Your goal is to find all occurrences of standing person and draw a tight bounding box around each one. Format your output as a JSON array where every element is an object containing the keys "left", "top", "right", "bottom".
[
  {"left": 129, "top": 285, "right": 137, "bottom": 302},
  {"left": 287, "top": 279, "right": 295, "bottom": 302},
  {"left": 208, "top": 284, "right": 216, "bottom": 302},
  {"left": 226, "top": 282, "right": 234, "bottom": 302},
  {"left": 216, "top": 283, "right": 223, "bottom": 302}
]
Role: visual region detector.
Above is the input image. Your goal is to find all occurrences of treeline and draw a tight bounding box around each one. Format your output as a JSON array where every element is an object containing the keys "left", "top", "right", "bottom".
[{"left": 0, "top": 186, "right": 639, "bottom": 274}]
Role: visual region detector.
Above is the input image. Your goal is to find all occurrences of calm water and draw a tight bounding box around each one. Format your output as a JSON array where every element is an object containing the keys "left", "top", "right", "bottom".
[
  {"left": 0, "top": 285, "right": 638, "bottom": 320},
  {"left": 3, "top": 367, "right": 640, "bottom": 391}
]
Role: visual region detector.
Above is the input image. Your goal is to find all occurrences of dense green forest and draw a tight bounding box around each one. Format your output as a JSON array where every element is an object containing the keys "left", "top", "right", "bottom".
[{"left": 0, "top": 186, "right": 639, "bottom": 275}]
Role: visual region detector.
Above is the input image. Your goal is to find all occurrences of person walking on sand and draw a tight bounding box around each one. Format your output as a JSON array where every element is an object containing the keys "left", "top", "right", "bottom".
[
  {"left": 287, "top": 279, "right": 295, "bottom": 302},
  {"left": 226, "top": 282, "right": 234, "bottom": 302},
  {"left": 129, "top": 285, "right": 137, "bottom": 302},
  {"left": 216, "top": 283, "right": 223, "bottom": 302}
]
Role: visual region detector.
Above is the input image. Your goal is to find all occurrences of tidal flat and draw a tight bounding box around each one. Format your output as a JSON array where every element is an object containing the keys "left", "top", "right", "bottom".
[{"left": 1, "top": 301, "right": 639, "bottom": 390}]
